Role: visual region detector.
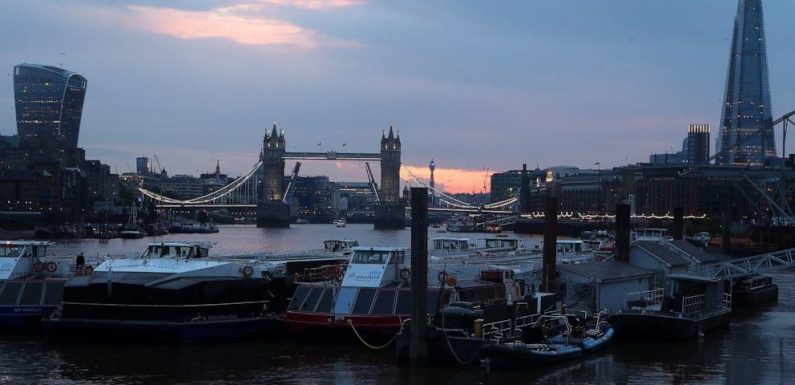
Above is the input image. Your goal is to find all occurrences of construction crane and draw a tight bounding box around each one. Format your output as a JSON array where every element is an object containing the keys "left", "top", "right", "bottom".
[
  {"left": 282, "top": 162, "right": 302, "bottom": 204},
  {"left": 152, "top": 154, "right": 163, "bottom": 174},
  {"left": 365, "top": 162, "right": 380, "bottom": 203}
]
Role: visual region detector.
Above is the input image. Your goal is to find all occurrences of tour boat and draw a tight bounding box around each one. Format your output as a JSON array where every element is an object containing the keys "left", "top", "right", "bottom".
[
  {"left": 446, "top": 217, "right": 476, "bottom": 233},
  {"left": 334, "top": 219, "right": 347, "bottom": 228},
  {"left": 42, "top": 242, "right": 287, "bottom": 342},
  {"left": 608, "top": 274, "right": 732, "bottom": 340},
  {"left": 283, "top": 246, "right": 524, "bottom": 342},
  {"left": 0, "top": 241, "right": 102, "bottom": 329}
]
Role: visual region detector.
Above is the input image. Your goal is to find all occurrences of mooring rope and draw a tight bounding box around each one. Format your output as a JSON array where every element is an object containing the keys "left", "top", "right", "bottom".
[
  {"left": 347, "top": 319, "right": 399, "bottom": 350},
  {"left": 442, "top": 329, "right": 483, "bottom": 365}
]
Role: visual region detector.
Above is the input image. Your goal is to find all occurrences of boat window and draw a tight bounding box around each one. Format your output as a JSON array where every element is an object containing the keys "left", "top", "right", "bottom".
[
  {"left": 316, "top": 289, "right": 334, "bottom": 313},
  {"left": 300, "top": 287, "right": 323, "bottom": 311},
  {"left": 395, "top": 290, "right": 411, "bottom": 314},
  {"left": 19, "top": 282, "right": 43, "bottom": 306},
  {"left": 0, "top": 282, "right": 22, "bottom": 305},
  {"left": 392, "top": 251, "right": 404, "bottom": 264},
  {"left": 333, "top": 287, "right": 358, "bottom": 315},
  {"left": 196, "top": 248, "right": 208, "bottom": 258},
  {"left": 42, "top": 280, "right": 65, "bottom": 305},
  {"left": 371, "top": 289, "right": 396, "bottom": 314},
  {"left": 0, "top": 246, "right": 23, "bottom": 258},
  {"left": 352, "top": 251, "right": 390, "bottom": 264},
  {"left": 352, "top": 288, "right": 376, "bottom": 314},
  {"left": 288, "top": 286, "right": 312, "bottom": 311}
]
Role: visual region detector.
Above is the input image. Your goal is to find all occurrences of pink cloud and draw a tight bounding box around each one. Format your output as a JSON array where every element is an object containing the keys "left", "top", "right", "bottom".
[
  {"left": 256, "top": 0, "right": 364, "bottom": 10},
  {"left": 402, "top": 165, "right": 489, "bottom": 195},
  {"left": 124, "top": 5, "right": 318, "bottom": 48}
]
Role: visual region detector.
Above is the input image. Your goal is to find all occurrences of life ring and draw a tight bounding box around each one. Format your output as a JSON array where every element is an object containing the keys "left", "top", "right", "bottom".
[
  {"left": 33, "top": 261, "right": 45, "bottom": 273},
  {"left": 46, "top": 262, "right": 58, "bottom": 273},
  {"left": 399, "top": 268, "right": 411, "bottom": 281},
  {"left": 438, "top": 271, "right": 449, "bottom": 283},
  {"left": 446, "top": 276, "right": 457, "bottom": 287},
  {"left": 242, "top": 266, "right": 254, "bottom": 277},
  {"left": 84, "top": 266, "right": 94, "bottom": 275}
]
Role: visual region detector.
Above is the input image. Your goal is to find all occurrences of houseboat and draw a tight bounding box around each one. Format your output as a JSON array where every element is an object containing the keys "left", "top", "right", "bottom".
[
  {"left": 609, "top": 274, "right": 731, "bottom": 340},
  {"left": 42, "top": 242, "right": 287, "bottom": 342}
]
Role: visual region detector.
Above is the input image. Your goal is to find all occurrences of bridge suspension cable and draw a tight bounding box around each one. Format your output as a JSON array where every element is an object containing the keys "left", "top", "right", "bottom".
[
  {"left": 139, "top": 161, "right": 263, "bottom": 205},
  {"left": 405, "top": 169, "right": 476, "bottom": 208}
]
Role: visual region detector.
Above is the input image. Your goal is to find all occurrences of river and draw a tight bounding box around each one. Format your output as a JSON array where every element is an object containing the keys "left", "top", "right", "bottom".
[{"left": 0, "top": 224, "right": 792, "bottom": 384}]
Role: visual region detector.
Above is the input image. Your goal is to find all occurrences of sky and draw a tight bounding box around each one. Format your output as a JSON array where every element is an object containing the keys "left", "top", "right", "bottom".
[{"left": 2, "top": 0, "right": 795, "bottom": 193}]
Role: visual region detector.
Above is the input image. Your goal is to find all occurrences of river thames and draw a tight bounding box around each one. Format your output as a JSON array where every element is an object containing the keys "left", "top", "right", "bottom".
[{"left": 1, "top": 224, "right": 793, "bottom": 385}]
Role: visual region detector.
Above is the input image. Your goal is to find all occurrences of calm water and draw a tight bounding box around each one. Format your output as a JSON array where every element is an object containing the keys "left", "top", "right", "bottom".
[{"left": 1, "top": 225, "right": 794, "bottom": 385}]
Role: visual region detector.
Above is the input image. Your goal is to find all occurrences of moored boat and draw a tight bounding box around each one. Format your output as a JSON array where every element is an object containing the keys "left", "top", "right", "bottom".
[
  {"left": 0, "top": 241, "right": 103, "bottom": 329},
  {"left": 609, "top": 274, "right": 732, "bottom": 340},
  {"left": 284, "top": 246, "right": 523, "bottom": 343},
  {"left": 42, "top": 242, "right": 286, "bottom": 343},
  {"left": 731, "top": 274, "right": 778, "bottom": 307}
]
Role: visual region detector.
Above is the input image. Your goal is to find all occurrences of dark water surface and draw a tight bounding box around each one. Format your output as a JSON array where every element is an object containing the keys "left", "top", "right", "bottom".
[{"left": 1, "top": 225, "right": 794, "bottom": 384}]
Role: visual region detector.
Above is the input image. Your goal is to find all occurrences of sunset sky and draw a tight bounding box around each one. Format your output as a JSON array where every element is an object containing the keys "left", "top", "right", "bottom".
[{"left": 2, "top": 1, "right": 795, "bottom": 193}]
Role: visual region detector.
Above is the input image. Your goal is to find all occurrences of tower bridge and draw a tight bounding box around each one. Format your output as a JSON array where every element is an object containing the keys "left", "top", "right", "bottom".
[{"left": 257, "top": 123, "right": 404, "bottom": 229}]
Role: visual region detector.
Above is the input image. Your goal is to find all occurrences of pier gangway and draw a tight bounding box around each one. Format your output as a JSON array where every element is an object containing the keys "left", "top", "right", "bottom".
[{"left": 688, "top": 247, "right": 795, "bottom": 279}]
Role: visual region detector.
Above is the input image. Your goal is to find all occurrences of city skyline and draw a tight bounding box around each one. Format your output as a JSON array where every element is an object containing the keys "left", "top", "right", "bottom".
[{"left": 2, "top": 1, "right": 795, "bottom": 193}]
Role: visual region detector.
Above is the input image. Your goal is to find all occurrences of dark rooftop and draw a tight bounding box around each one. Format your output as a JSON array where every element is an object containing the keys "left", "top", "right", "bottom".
[
  {"left": 558, "top": 260, "right": 654, "bottom": 282},
  {"left": 633, "top": 241, "right": 692, "bottom": 267},
  {"left": 669, "top": 240, "right": 727, "bottom": 263}
]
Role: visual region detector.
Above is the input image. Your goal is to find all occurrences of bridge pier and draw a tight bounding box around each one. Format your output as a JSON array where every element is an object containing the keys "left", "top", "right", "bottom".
[
  {"left": 374, "top": 204, "right": 406, "bottom": 230},
  {"left": 256, "top": 202, "right": 290, "bottom": 228}
]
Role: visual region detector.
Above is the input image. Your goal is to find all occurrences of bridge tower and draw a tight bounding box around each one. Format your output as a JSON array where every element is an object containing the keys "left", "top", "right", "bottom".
[
  {"left": 257, "top": 123, "right": 290, "bottom": 227},
  {"left": 375, "top": 126, "right": 405, "bottom": 229}
]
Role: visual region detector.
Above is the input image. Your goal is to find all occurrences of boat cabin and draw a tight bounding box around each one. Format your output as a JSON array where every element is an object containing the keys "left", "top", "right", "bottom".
[
  {"left": 431, "top": 238, "right": 471, "bottom": 255},
  {"left": 665, "top": 274, "right": 729, "bottom": 314},
  {"left": 323, "top": 239, "right": 359, "bottom": 254},
  {"left": 481, "top": 238, "right": 520, "bottom": 251},
  {"left": 0, "top": 241, "right": 52, "bottom": 280},
  {"left": 141, "top": 242, "right": 211, "bottom": 259},
  {"left": 633, "top": 228, "right": 674, "bottom": 242}
]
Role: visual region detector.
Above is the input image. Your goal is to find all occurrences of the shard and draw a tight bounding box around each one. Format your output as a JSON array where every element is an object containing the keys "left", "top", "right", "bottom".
[{"left": 716, "top": 0, "right": 776, "bottom": 165}]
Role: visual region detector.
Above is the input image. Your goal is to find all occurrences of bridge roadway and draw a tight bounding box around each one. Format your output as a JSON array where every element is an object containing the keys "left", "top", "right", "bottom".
[{"left": 282, "top": 151, "right": 381, "bottom": 161}]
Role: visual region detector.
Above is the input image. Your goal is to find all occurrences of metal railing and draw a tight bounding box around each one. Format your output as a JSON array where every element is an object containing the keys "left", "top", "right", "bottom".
[
  {"left": 623, "top": 288, "right": 664, "bottom": 309},
  {"left": 682, "top": 294, "right": 705, "bottom": 315},
  {"left": 722, "top": 292, "right": 732, "bottom": 310}
]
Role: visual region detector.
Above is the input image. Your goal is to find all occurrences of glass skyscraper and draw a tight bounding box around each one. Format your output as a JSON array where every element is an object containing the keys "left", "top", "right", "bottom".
[
  {"left": 716, "top": 0, "right": 776, "bottom": 165},
  {"left": 14, "top": 64, "right": 87, "bottom": 149}
]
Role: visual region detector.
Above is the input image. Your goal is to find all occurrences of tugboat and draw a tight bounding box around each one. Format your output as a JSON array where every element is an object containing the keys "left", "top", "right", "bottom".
[
  {"left": 0, "top": 241, "right": 102, "bottom": 329},
  {"left": 609, "top": 274, "right": 732, "bottom": 340},
  {"left": 42, "top": 242, "right": 285, "bottom": 343},
  {"left": 284, "top": 247, "right": 522, "bottom": 343}
]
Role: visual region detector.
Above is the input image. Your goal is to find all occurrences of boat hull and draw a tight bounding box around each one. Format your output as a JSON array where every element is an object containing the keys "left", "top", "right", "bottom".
[
  {"left": 0, "top": 305, "right": 57, "bottom": 330},
  {"left": 42, "top": 316, "right": 286, "bottom": 343},
  {"left": 482, "top": 343, "right": 582, "bottom": 371},
  {"left": 285, "top": 312, "right": 405, "bottom": 343},
  {"left": 395, "top": 326, "right": 490, "bottom": 365},
  {"left": 732, "top": 285, "right": 778, "bottom": 307},
  {"left": 608, "top": 310, "right": 730, "bottom": 340}
]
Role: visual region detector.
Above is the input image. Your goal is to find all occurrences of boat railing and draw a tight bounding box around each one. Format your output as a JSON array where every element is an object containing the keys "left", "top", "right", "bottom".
[
  {"left": 514, "top": 313, "right": 540, "bottom": 329},
  {"left": 722, "top": 292, "right": 732, "bottom": 310},
  {"left": 682, "top": 294, "right": 705, "bottom": 315},
  {"left": 623, "top": 288, "right": 664, "bottom": 310},
  {"left": 482, "top": 319, "right": 513, "bottom": 342}
]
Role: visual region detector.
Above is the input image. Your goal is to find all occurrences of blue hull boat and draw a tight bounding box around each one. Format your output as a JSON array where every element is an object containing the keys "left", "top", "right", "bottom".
[{"left": 482, "top": 342, "right": 582, "bottom": 371}]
